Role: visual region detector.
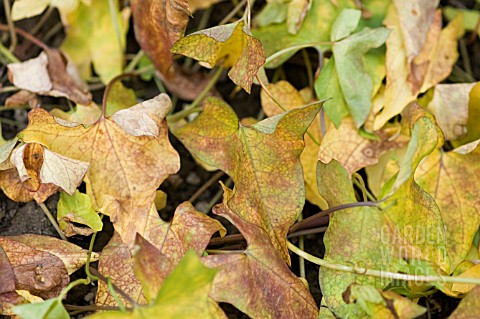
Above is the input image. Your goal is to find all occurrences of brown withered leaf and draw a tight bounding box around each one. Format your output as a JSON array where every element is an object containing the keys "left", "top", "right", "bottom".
[
  {"left": 174, "top": 97, "right": 322, "bottom": 263},
  {"left": 0, "top": 235, "right": 94, "bottom": 299},
  {"left": 260, "top": 80, "right": 327, "bottom": 209},
  {"left": 0, "top": 246, "right": 15, "bottom": 294},
  {"left": 203, "top": 186, "right": 318, "bottom": 319},
  {"left": 319, "top": 117, "right": 408, "bottom": 175},
  {"left": 5, "top": 90, "right": 39, "bottom": 108},
  {"left": 449, "top": 285, "right": 480, "bottom": 319},
  {"left": 171, "top": 21, "right": 266, "bottom": 93},
  {"left": 18, "top": 94, "right": 180, "bottom": 246},
  {"left": 95, "top": 232, "right": 146, "bottom": 307},
  {"left": 0, "top": 168, "right": 58, "bottom": 203},
  {"left": 8, "top": 49, "right": 91, "bottom": 105},
  {"left": 96, "top": 203, "right": 225, "bottom": 306},
  {"left": 131, "top": 0, "right": 211, "bottom": 101},
  {"left": 131, "top": 0, "right": 190, "bottom": 79}
]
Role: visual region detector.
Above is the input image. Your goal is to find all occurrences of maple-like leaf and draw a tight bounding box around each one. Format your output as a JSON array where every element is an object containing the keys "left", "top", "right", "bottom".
[
  {"left": 90, "top": 250, "right": 223, "bottom": 319},
  {"left": 343, "top": 284, "right": 426, "bottom": 318},
  {"left": 18, "top": 94, "right": 180, "bottom": 246},
  {"left": 96, "top": 203, "right": 225, "bottom": 306},
  {"left": 11, "top": 0, "right": 91, "bottom": 22},
  {"left": 203, "top": 186, "right": 318, "bottom": 319},
  {"left": 60, "top": 0, "right": 130, "bottom": 83},
  {"left": 260, "top": 80, "right": 327, "bottom": 209},
  {"left": 373, "top": 3, "right": 464, "bottom": 129},
  {"left": 171, "top": 21, "right": 266, "bottom": 93},
  {"left": 174, "top": 97, "right": 322, "bottom": 262},
  {"left": 317, "top": 160, "right": 397, "bottom": 317},
  {"left": 8, "top": 49, "right": 91, "bottom": 105},
  {"left": 318, "top": 117, "right": 408, "bottom": 175},
  {"left": 0, "top": 235, "right": 97, "bottom": 299},
  {"left": 379, "top": 106, "right": 450, "bottom": 274},
  {"left": 415, "top": 140, "right": 480, "bottom": 271}
]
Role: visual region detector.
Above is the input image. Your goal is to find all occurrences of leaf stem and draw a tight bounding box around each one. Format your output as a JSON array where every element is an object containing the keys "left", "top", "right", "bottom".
[
  {"left": 287, "top": 241, "right": 480, "bottom": 285},
  {"left": 219, "top": 0, "right": 247, "bottom": 25},
  {"left": 301, "top": 49, "right": 314, "bottom": 94},
  {"left": 39, "top": 203, "right": 67, "bottom": 240},
  {"left": 101, "top": 72, "right": 135, "bottom": 118},
  {"left": 58, "top": 278, "right": 91, "bottom": 301},
  {"left": 124, "top": 50, "right": 144, "bottom": 72},
  {"left": 167, "top": 67, "right": 223, "bottom": 122},
  {"left": 265, "top": 42, "right": 334, "bottom": 66}
]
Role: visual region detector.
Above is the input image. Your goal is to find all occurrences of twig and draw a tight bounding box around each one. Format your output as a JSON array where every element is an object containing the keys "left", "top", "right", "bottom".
[
  {"left": 39, "top": 203, "right": 67, "bottom": 240},
  {"left": 188, "top": 171, "right": 225, "bottom": 203}
]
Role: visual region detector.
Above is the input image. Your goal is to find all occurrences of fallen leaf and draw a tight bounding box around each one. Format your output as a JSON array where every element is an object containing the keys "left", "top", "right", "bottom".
[
  {"left": 255, "top": 0, "right": 311, "bottom": 35},
  {"left": 174, "top": 97, "right": 322, "bottom": 262},
  {"left": 91, "top": 250, "right": 225, "bottom": 319},
  {"left": 57, "top": 190, "right": 103, "bottom": 237},
  {"left": 454, "top": 82, "right": 480, "bottom": 147},
  {"left": 96, "top": 202, "right": 225, "bottom": 306},
  {"left": 8, "top": 49, "right": 92, "bottom": 105},
  {"left": 374, "top": 4, "right": 464, "bottom": 129},
  {"left": 319, "top": 118, "right": 408, "bottom": 175},
  {"left": 260, "top": 80, "right": 327, "bottom": 209},
  {"left": 415, "top": 141, "right": 480, "bottom": 271},
  {"left": 50, "top": 103, "right": 102, "bottom": 126},
  {"left": 0, "top": 168, "right": 58, "bottom": 203},
  {"left": 0, "top": 246, "right": 15, "bottom": 294},
  {"left": 11, "top": 0, "right": 91, "bottom": 23},
  {"left": 0, "top": 235, "right": 93, "bottom": 299},
  {"left": 9, "top": 143, "right": 89, "bottom": 196},
  {"left": 5, "top": 90, "right": 39, "bottom": 108},
  {"left": 203, "top": 186, "right": 318, "bottom": 319},
  {"left": 171, "top": 21, "right": 266, "bottom": 93},
  {"left": 61, "top": 1, "right": 130, "bottom": 83},
  {"left": 18, "top": 94, "right": 180, "bottom": 245},
  {"left": 317, "top": 160, "right": 397, "bottom": 317}
]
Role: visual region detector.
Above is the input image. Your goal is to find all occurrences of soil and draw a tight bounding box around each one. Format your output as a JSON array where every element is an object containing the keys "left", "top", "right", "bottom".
[{"left": 0, "top": 0, "right": 477, "bottom": 318}]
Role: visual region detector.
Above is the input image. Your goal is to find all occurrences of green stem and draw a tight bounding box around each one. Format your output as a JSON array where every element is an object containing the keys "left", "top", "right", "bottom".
[
  {"left": 0, "top": 42, "right": 19, "bottom": 63},
  {"left": 3, "top": 0, "right": 16, "bottom": 51},
  {"left": 39, "top": 203, "right": 67, "bottom": 240},
  {"left": 58, "top": 278, "right": 91, "bottom": 301},
  {"left": 219, "top": 0, "right": 247, "bottom": 25},
  {"left": 301, "top": 49, "right": 314, "bottom": 94},
  {"left": 265, "top": 42, "right": 333, "bottom": 66},
  {"left": 85, "top": 225, "right": 100, "bottom": 281},
  {"left": 288, "top": 241, "right": 480, "bottom": 285},
  {"left": 167, "top": 67, "right": 223, "bottom": 122},
  {"left": 108, "top": 277, "right": 126, "bottom": 312},
  {"left": 124, "top": 50, "right": 144, "bottom": 73}
]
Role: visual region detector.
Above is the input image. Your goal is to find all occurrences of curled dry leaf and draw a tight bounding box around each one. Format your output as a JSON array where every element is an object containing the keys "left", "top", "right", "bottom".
[
  {"left": 131, "top": 0, "right": 212, "bottom": 101},
  {"left": 0, "top": 235, "right": 94, "bottom": 299},
  {"left": 8, "top": 49, "right": 92, "bottom": 105},
  {"left": 175, "top": 97, "right": 322, "bottom": 263},
  {"left": 18, "top": 94, "right": 180, "bottom": 246},
  {"left": 374, "top": 3, "right": 464, "bottom": 129},
  {"left": 171, "top": 21, "right": 266, "bottom": 93},
  {"left": 203, "top": 186, "right": 318, "bottom": 319},
  {"left": 5, "top": 90, "right": 39, "bottom": 109}
]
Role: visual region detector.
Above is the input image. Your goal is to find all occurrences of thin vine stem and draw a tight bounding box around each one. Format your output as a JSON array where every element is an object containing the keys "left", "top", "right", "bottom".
[
  {"left": 85, "top": 217, "right": 102, "bottom": 282},
  {"left": 188, "top": 171, "right": 225, "bottom": 203},
  {"left": 58, "top": 278, "right": 91, "bottom": 301},
  {"left": 89, "top": 267, "right": 137, "bottom": 307},
  {"left": 0, "top": 24, "right": 50, "bottom": 51},
  {"left": 265, "top": 42, "right": 334, "bottom": 66},
  {"left": 39, "top": 203, "right": 67, "bottom": 240},
  {"left": 3, "top": 0, "right": 17, "bottom": 51},
  {"left": 219, "top": 0, "right": 247, "bottom": 25},
  {"left": 287, "top": 241, "right": 480, "bottom": 285},
  {"left": 101, "top": 72, "right": 135, "bottom": 118}
]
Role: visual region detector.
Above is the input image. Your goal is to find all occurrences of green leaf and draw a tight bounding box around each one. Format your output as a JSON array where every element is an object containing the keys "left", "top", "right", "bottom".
[
  {"left": 314, "top": 57, "right": 348, "bottom": 127},
  {"left": 12, "top": 298, "right": 69, "bottom": 319},
  {"left": 330, "top": 9, "right": 361, "bottom": 41},
  {"left": 333, "top": 27, "right": 391, "bottom": 127},
  {"left": 57, "top": 190, "right": 103, "bottom": 237},
  {"left": 317, "top": 160, "right": 397, "bottom": 317}
]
